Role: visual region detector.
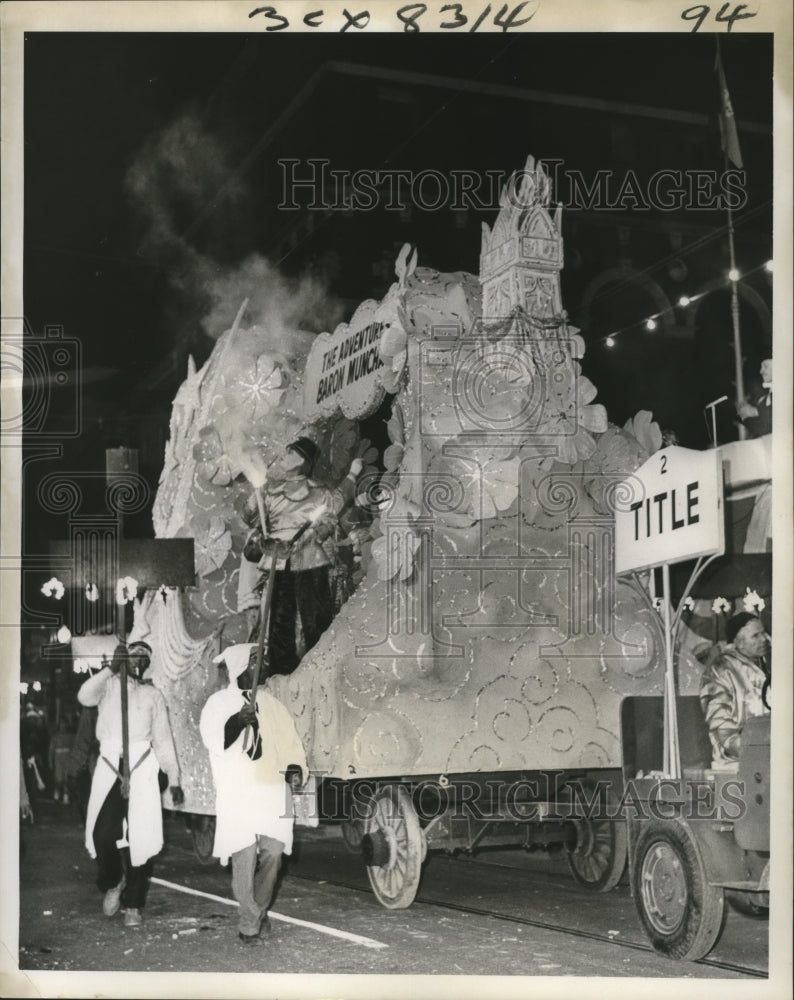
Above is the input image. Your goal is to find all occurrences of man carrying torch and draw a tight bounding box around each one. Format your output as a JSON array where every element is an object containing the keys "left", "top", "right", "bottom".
[
  {"left": 241, "top": 436, "right": 361, "bottom": 675},
  {"left": 200, "top": 643, "right": 308, "bottom": 944},
  {"left": 77, "top": 641, "right": 183, "bottom": 927}
]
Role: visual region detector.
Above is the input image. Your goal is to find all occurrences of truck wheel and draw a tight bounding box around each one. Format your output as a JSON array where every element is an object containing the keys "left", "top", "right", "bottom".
[
  {"left": 361, "top": 785, "right": 423, "bottom": 909},
  {"left": 190, "top": 814, "right": 217, "bottom": 865},
  {"left": 633, "top": 818, "right": 725, "bottom": 961}
]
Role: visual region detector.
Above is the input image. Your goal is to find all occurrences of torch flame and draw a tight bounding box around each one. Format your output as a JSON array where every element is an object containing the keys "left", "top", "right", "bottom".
[
  {"left": 307, "top": 503, "right": 329, "bottom": 524},
  {"left": 239, "top": 450, "right": 269, "bottom": 489}
]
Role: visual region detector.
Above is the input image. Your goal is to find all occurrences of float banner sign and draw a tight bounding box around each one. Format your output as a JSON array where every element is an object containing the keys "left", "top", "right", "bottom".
[
  {"left": 303, "top": 298, "right": 386, "bottom": 421},
  {"left": 615, "top": 446, "right": 725, "bottom": 575}
]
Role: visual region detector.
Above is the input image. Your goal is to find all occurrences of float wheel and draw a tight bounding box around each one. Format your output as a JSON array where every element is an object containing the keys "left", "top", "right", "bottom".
[
  {"left": 340, "top": 818, "right": 365, "bottom": 854},
  {"left": 565, "top": 781, "right": 627, "bottom": 891},
  {"left": 362, "top": 785, "right": 423, "bottom": 909}
]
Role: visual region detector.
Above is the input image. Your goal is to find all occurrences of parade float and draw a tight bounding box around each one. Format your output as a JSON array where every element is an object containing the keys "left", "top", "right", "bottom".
[{"left": 128, "top": 157, "right": 770, "bottom": 937}]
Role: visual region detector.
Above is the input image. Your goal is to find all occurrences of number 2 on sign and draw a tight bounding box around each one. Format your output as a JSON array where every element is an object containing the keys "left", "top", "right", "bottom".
[{"left": 681, "top": 3, "right": 757, "bottom": 32}]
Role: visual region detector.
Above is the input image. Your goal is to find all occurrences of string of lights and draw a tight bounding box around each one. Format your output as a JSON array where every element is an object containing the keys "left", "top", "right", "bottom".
[
  {"left": 598, "top": 258, "right": 773, "bottom": 348},
  {"left": 574, "top": 196, "right": 772, "bottom": 315}
]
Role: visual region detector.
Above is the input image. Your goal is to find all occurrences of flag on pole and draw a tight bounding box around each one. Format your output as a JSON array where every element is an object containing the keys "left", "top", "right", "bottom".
[{"left": 716, "top": 46, "right": 744, "bottom": 169}]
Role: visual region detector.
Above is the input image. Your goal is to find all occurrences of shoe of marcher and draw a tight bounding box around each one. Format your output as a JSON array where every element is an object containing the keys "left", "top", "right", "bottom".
[
  {"left": 123, "top": 908, "right": 142, "bottom": 927},
  {"left": 238, "top": 930, "right": 262, "bottom": 945},
  {"left": 102, "top": 880, "right": 124, "bottom": 917},
  {"left": 62, "top": 792, "right": 70, "bottom": 805},
  {"left": 258, "top": 916, "right": 273, "bottom": 938}
]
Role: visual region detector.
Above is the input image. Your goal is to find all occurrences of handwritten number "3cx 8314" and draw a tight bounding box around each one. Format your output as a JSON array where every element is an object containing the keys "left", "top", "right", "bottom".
[
  {"left": 681, "top": 3, "right": 757, "bottom": 32},
  {"left": 398, "top": 2, "right": 536, "bottom": 31}
]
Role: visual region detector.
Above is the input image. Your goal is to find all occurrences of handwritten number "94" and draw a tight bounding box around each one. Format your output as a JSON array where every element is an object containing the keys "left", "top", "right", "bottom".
[{"left": 681, "top": 3, "right": 757, "bottom": 32}]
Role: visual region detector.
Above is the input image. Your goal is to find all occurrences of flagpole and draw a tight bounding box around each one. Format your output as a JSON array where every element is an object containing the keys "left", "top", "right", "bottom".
[
  {"left": 724, "top": 151, "right": 747, "bottom": 440},
  {"left": 716, "top": 37, "right": 747, "bottom": 440}
]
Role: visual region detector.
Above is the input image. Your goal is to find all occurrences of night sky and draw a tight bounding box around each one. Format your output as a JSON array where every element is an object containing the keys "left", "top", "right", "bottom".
[{"left": 23, "top": 31, "right": 772, "bottom": 397}]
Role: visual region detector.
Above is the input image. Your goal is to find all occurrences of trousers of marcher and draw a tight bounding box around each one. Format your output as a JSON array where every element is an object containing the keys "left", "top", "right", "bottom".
[
  {"left": 92, "top": 775, "right": 155, "bottom": 909},
  {"left": 266, "top": 566, "right": 332, "bottom": 675},
  {"left": 231, "top": 835, "right": 284, "bottom": 935}
]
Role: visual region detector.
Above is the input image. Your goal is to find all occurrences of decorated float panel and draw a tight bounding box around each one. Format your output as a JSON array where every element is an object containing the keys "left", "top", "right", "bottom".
[{"left": 135, "top": 156, "right": 721, "bottom": 820}]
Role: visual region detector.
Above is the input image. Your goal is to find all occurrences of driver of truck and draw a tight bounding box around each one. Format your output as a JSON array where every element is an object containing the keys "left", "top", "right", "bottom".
[{"left": 699, "top": 612, "right": 770, "bottom": 764}]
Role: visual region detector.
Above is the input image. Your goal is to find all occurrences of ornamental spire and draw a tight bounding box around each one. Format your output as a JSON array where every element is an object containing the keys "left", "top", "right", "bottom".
[{"left": 479, "top": 155, "right": 564, "bottom": 325}]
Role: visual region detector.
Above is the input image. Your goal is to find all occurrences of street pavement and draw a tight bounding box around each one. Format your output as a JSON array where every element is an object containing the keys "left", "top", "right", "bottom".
[{"left": 6, "top": 796, "right": 774, "bottom": 997}]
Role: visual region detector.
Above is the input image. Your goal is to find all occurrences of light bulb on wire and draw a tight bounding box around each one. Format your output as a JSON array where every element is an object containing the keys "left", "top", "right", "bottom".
[{"left": 594, "top": 256, "right": 767, "bottom": 348}]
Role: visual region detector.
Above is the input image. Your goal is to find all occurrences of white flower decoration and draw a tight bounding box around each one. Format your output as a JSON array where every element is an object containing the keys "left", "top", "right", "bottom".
[
  {"left": 115, "top": 576, "right": 139, "bottom": 605},
  {"left": 85, "top": 583, "right": 99, "bottom": 603},
  {"left": 41, "top": 577, "right": 65, "bottom": 600},
  {"left": 652, "top": 597, "right": 664, "bottom": 613},
  {"left": 192, "top": 516, "right": 233, "bottom": 578},
  {"left": 239, "top": 353, "right": 284, "bottom": 417},
  {"left": 711, "top": 597, "right": 731, "bottom": 615},
  {"left": 742, "top": 588, "right": 766, "bottom": 614},
  {"left": 682, "top": 596, "right": 695, "bottom": 612}
]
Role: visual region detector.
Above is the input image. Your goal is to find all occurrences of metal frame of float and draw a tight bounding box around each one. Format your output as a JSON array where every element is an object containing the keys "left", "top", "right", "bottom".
[{"left": 330, "top": 765, "right": 628, "bottom": 908}]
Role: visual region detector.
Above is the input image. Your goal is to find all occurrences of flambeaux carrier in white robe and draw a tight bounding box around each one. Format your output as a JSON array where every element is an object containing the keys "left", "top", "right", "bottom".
[
  {"left": 78, "top": 667, "right": 181, "bottom": 868},
  {"left": 199, "top": 685, "right": 308, "bottom": 864}
]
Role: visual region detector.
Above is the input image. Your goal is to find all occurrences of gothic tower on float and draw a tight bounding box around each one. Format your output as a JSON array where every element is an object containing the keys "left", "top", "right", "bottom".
[
  {"left": 480, "top": 157, "right": 616, "bottom": 647},
  {"left": 479, "top": 156, "right": 564, "bottom": 323}
]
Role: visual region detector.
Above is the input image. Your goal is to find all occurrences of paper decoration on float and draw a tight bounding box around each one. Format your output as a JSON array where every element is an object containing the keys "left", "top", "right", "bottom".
[{"left": 41, "top": 577, "right": 65, "bottom": 600}]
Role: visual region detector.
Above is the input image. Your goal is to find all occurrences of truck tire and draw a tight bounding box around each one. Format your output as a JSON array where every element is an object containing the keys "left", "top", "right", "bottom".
[{"left": 632, "top": 818, "right": 725, "bottom": 961}]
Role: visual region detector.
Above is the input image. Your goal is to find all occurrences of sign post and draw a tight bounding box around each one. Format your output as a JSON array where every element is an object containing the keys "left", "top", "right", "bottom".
[{"left": 615, "top": 447, "right": 725, "bottom": 778}]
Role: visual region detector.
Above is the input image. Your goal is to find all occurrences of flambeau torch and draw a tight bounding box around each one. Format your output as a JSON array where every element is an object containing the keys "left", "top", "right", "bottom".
[
  {"left": 248, "top": 503, "right": 330, "bottom": 697},
  {"left": 239, "top": 453, "right": 271, "bottom": 696},
  {"left": 239, "top": 450, "right": 329, "bottom": 695},
  {"left": 238, "top": 499, "right": 327, "bottom": 794}
]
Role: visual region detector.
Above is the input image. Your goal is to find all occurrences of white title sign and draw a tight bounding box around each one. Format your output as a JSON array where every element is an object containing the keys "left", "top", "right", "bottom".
[
  {"left": 615, "top": 446, "right": 725, "bottom": 575},
  {"left": 303, "top": 299, "right": 386, "bottom": 421}
]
